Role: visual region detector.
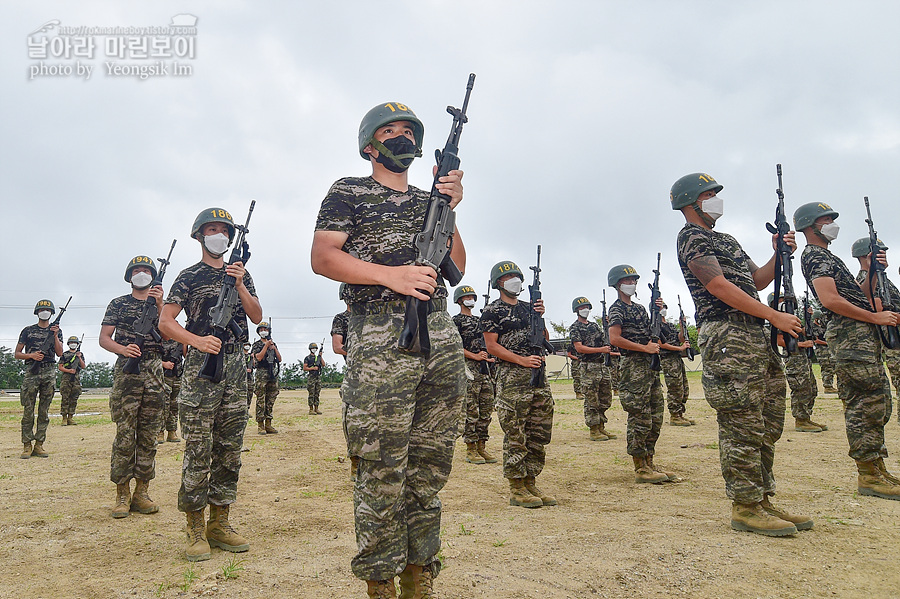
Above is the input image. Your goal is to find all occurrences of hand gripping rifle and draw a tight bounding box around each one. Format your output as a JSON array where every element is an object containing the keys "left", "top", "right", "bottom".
[
  {"left": 765, "top": 164, "right": 798, "bottom": 356},
  {"left": 601, "top": 289, "right": 613, "bottom": 367},
  {"left": 398, "top": 73, "right": 475, "bottom": 354},
  {"left": 677, "top": 295, "right": 696, "bottom": 361},
  {"left": 264, "top": 318, "right": 279, "bottom": 379},
  {"left": 63, "top": 333, "right": 85, "bottom": 380},
  {"left": 864, "top": 196, "right": 900, "bottom": 349},
  {"left": 124, "top": 240, "right": 176, "bottom": 375},
  {"left": 199, "top": 201, "right": 255, "bottom": 383},
  {"left": 647, "top": 252, "right": 662, "bottom": 372},
  {"left": 30, "top": 296, "right": 71, "bottom": 375},
  {"left": 528, "top": 245, "right": 556, "bottom": 387}
]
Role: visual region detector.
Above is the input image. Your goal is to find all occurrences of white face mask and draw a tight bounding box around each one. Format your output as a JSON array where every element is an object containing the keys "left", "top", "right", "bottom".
[
  {"left": 259, "top": 330, "right": 269, "bottom": 339},
  {"left": 502, "top": 277, "right": 524, "bottom": 296},
  {"left": 462, "top": 299, "right": 476, "bottom": 308},
  {"left": 819, "top": 222, "right": 840, "bottom": 242},
  {"left": 578, "top": 308, "right": 591, "bottom": 318},
  {"left": 37, "top": 310, "right": 52, "bottom": 321},
  {"left": 619, "top": 284, "right": 637, "bottom": 297},
  {"left": 204, "top": 232, "right": 230, "bottom": 256},
  {"left": 68, "top": 343, "right": 78, "bottom": 350},
  {"left": 701, "top": 197, "right": 724, "bottom": 220},
  {"left": 131, "top": 271, "right": 153, "bottom": 289},
  {"left": 659, "top": 308, "right": 667, "bottom": 319}
]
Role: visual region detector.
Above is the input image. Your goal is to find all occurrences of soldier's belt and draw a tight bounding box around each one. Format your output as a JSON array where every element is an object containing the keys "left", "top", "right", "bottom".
[
  {"left": 703, "top": 312, "right": 765, "bottom": 327},
  {"left": 222, "top": 343, "right": 238, "bottom": 354},
  {"left": 34, "top": 361, "right": 56, "bottom": 369},
  {"left": 350, "top": 298, "right": 447, "bottom": 316}
]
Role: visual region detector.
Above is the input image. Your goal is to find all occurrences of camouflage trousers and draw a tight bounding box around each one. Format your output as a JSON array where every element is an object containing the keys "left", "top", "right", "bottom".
[
  {"left": 178, "top": 348, "right": 248, "bottom": 512},
  {"left": 571, "top": 358, "right": 582, "bottom": 396},
  {"left": 618, "top": 354, "right": 664, "bottom": 457},
  {"left": 59, "top": 375, "right": 82, "bottom": 415},
  {"left": 496, "top": 362, "right": 554, "bottom": 479},
  {"left": 109, "top": 357, "right": 165, "bottom": 484},
  {"left": 660, "top": 352, "right": 689, "bottom": 416},
  {"left": 784, "top": 354, "right": 817, "bottom": 421},
  {"left": 246, "top": 371, "right": 253, "bottom": 407},
  {"left": 609, "top": 356, "right": 620, "bottom": 392},
  {"left": 834, "top": 361, "right": 891, "bottom": 463},
  {"left": 579, "top": 361, "right": 612, "bottom": 427},
  {"left": 20, "top": 365, "right": 56, "bottom": 444},
  {"left": 462, "top": 358, "right": 494, "bottom": 443},
  {"left": 884, "top": 348, "right": 900, "bottom": 398},
  {"left": 307, "top": 376, "right": 321, "bottom": 408},
  {"left": 162, "top": 375, "right": 181, "bottom": 432},
  {"left": 343, "top": 307, "right": 464, "bottom": 581},
  {"left": 817, "top": 344, "right": 835, "bottom": 387},
  {"left": 699, "top": 319, "right": 785, "bottom": 504},
  {"left": 254, "top": 370, "right": 279, "bottom": 421}
]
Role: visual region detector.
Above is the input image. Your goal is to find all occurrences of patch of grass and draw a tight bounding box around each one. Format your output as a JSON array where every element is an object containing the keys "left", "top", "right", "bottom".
[
  {"left": 220, "top": 555, "right": 244, "bottom": 580},
  {"left": 492, "top": 538, "right": 507, "bottom": 547},
  {"left": 180, "top": 563, "right": 199, "bottom": 591},
  {"left": 704, "top": 443, "right": 719, "bottom": 450},
  {"left": 0, "top": 473, "right": 12, "bottom": 480},
  {"left": 172, "top": 452, "right": 183, "bottom": 462},
  {"left": 154, "top": 581, "right": 171, "bottom": 597},
  {"left": 459, "top": 523, "right": 472, "bottom": 536}
]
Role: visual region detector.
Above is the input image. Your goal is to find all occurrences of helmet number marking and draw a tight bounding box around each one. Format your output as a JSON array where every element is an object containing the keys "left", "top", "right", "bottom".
[
  {"left": 384, "top": 103, "right": 409, "bottom": 113},
  {"left": 210, "top": 209, "right": 232, "bottom": 220}
]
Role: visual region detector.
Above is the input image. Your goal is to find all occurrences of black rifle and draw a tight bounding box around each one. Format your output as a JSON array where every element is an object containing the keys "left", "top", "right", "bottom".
[
  {"left": 527, "top": 245, "right": 556, "bottom": 387},
  {"left": 801, "top": 289, "right": 816, "bottom": 360},
  {"left": 647, "top": 252, "right": 662, "bottom": 372},
  {"left": 199, "top": 201, "right": 255, "bottom": 383},
  {"left": 124, "top": 240, "right": 176, "bottom": 375},
  {"left": 600, "top": 289, "right": 613, "bottom": 367},
  {"left": 479, "top": 279, "right": 495, "bottom": 377},
  {"left": 263, "top": 318, "right": 279, "bottom": 379},
  {"left": 29, "top": 296, "right": 71, "bottom": 375},
  {"left": 864, "top": 196, "right": 900, "bottom": 349},
  {"left": 316, "top": 338, "right": 325, "bottom": 369},
  {"left": 677, "top": 295, "right": 696, "bottom": 361},
  {"left": 62, "top": 333, "right": 85, "bottom": 380},
  {"left": 398, "top": 73, "right": 475, "bottom": 354},
  {"left": 765, "top": 164, "right": 798, "bottom": 356}
]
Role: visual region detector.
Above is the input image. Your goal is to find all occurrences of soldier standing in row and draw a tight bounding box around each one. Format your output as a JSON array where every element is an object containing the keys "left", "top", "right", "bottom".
[
  {"left": 453, "top": 285, "right": 498, "bottom": 464},
  {"left": 658, "top": 305, "right": 694, "bottom": 426},
  {"left": 568, "top": 297, "right": 615, "bottom": 441},
  {"left": 812, "top": 307, "right": 837, "bottom": 392},
  {"left": 99, "top": 256, "right": 166, "bottom": 519},
  {"left": 243, "top": 343, "right": 253, "bottom": 407},
  {"left": 15, "top": 299, "right": 63, "bottom": 459},
  {"left": 58, "top": 335, "right": 85, "bottom": 426},
  {"left": 482, "top": 260, "right": 557, "bottom": 509},
  {"left": 303, "top": 342, "right": 323, "bottom": 415},
  {"left": 673, "top": 172, "right": 812, "bottom": 536},
  {"left": 160, "top": 207, "right": 261, "bottom": 562},
  {"left": 161, "top": 338, "right": 184, "bottom": 442},
  {"left": 567, "top": 343, "right": 583, "bottom": 400},
  {"left": 331, "top": 283, "right": 358, "bottom": 481},
  {"left": 252, "top": 322, "right": 281, "bottom": 432}
]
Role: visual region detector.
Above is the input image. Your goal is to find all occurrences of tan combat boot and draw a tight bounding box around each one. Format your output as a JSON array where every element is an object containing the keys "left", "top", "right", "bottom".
[
  {"left": 589, "top": 425, "right": 609, "bottom": 441},
  {"left": 131, "top": 479, "right": 159, "bottom": 514},
  {"left": 314, "top": 405, "right": 323, "bottom": 415},
  {"left": 509, "top": 478, "right": 542, "bottom": 508},
  {"left": 68, "top": 414, "right": 77, "bottom": 425},
  {"left": 760, "top": 496, "right": 813, "bottom": 530},
  {"left": 807, "top": 418, "right": 828, "bottom": 431},
  {"left": 112, "top": 482, "right": 131, "bottom": 519},
  {"left": 633, "top": 456, "right": 668, "bottom": 484},
  {"left": 647, "top": 455, "right": 682, "bottom": 482},
  {"left": 857, "top": 459, "right": 900, "bottom": 500},
  {"left": 20, "top": 442, "right": 32, "bottom": 459},
  {"left": 575, "top": 392, "right": 585, "bottom": 400},
  {"left": 185, "top": 509, "right": 211, "bottom": 562},
  {"left": 398, "top": 563, "right": 434, "bottom": 599},
  {"left": 31, "top": 441, "right": 49, "bottom": 458},
  {"left": 157, "top": 430, "right": 165, "bottom": 443},
  {"left": 476, "top": 440, "right": 498, "bottom": 463},
  {"left": 166, "top": 430, "right": 181, "bottom": 442},
  {"left": 257, "top": 420, "right": 267, "bottom": 435},
  {"left": 823, "top": 385, "right": 837, "bottom": 393},
  {"left": 874, "top": 457, "right": 900, "bottom": 486},
  {"left": 207, "top": 503, "right": 249, "bottom": 552},
  {"left": 597, "top": 425, "right": 616, "bottom": 439},
  {"left": 731, "top": 501, "right": 797, "bottom": 536},
  {"left": 465, "top": 442, "right": 486, "bottom": 464},
  {"left": 794, "top": 419, "right": 823, "bottom": 433},
  {"left": 366, "top": 579, "right": 397, "bottom": 599},
  {"left": 309, "top": 406, "right": 316, "bottom": 415},
  {"left": 524, "top": 475, "right": 558, "bottom": 506},
  {"left": 350, "top": 455, "right": 360, "bottom": 482},
  {"left": 62, "top": 414, "right": 69, "bottom": 426},
  {"left": 264, "top": 419, "right": 278, "bottom": 434},
  {"left": 670, "top": 413, "right": 695, "bottom": 426}
]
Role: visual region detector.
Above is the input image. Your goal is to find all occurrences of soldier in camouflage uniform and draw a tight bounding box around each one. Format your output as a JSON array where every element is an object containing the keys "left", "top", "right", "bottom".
[
  {"left": 243, "top": 343, "right": 253, "bottom": 407},
  {"left": 160, "top": 207, "right": 262, "bottom": 562},
  {"left": 453, "top": 285, "right": 498, "bottom": 465},
  {"left": 15, "top": 299, "right": 63, "bottom": 459},
  {"left": 252, "top": 322, "right": 282, "bottom": 432},
  {"left": 566, "top": 343, "right": 584, "bottom": 400},
  {"left": 100, "top": 256, "right": 167, "bottom": 519},
  {"left": 482, "top": 260, "right": 557, "bottom": 511},
  {"left": 658, "top": 304, "right": 695, "bottom": 426},
  {"left": 303, "top": 342, "right": 324, "bottom": 415},
  {"left": 607, "top": 268, "right": 680, "bottom": 484},
  {"left": 812, "top": 313, "right": 836, "bottom": 392},
  {"left": 58, "top": 335, "right": 85, "bottom": 425},
  {"left": 673, "top": 172, "right": 812, "bottom": 536},
  {"left": 310, "top": 101, "right": 466, "bottom": 598},
  {"left": 332, "top": 284, "right": 359, "bottom": 480},
  {"left": 797, "top": 202, "right": 900, "bottom": 501},
  {"left": 161, "top": 339, "right": 184, "bottom": 442},
  {"left": 568, "top": 297, "right": 616, "bottom": 441}
]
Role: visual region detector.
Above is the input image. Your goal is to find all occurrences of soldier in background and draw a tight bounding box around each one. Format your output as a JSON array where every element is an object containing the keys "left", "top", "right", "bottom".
[
  {"left": 568, "top": 297, "right": 616, "bottom": 441},
  {"left": 331, "top": 283, "right": 357, "bottom": 481},
  {"left": 658, "top": 304, "right": 694, "bottom": 426},
  {"left": 811, "top": 306, "right": 837, "bottom": 392},
  {"left": 15, "top": 299, "right": 63, "bottom": 459},
  {"left": 243, "top": 343, "right": 253, "bottom": 407},
  {"left": 567, "top": 343, "right": 584, "bottom": 400},
  {"left": 252, "top": 322, "right": 281, "bottom": 433},
  {"left": 303, "top": 342, "right": 323, "bottom": 415},
  {"left": 58, "top": 335, "right": 85, "bottom": 426},
  {"left": 161, "top": 339, "right": 184, "bottom": 442}
]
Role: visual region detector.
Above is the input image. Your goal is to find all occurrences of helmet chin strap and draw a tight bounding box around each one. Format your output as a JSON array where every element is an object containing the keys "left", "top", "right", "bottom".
[{"left": 692, "top": 204, "right": 716, "bottom": 229}]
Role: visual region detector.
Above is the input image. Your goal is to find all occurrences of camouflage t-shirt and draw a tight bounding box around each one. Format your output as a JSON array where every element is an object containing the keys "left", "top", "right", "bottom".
[
  {"left": 18, "top": 324, "right": 63, "bottom": 365},
  {"left": 660, "top": 320, "right": 682, "bottom": 355},
  {"left": 854, "top": 269, "right": 900, "bottom": 305},
  {"left": 162, "top": 339, "right": 184, "bottom": 376},
  {"left": 314, "top": 176, "right": 449, "bottom": 305},
  {"left": 60, "top": 349, "right": 83, "bottom": 373},
  {"left": 568, "top": 319, "right": 605, "bottom": 363},
  {"left": 101, "top": 294, "right": 164, "bottom": 355},
  {"left": 166, "top": 261, "right": 256, "bottom": 343},
  {"left": 677, "top": 223, "right": 761, "bottom": 324},
  {"left": 330, "top": 310, "right": 350, "bottom": 340},
  {"left": 452, "top": 313, "right": 486, "bottom": 354},
  {"left": 481, "top": 298, "right": 534, "bottom": 357},
  {"left": 304, "top": 353, "right": 321, "bottom": 379},
  {"left": 608, "top": 299, "right": 651, "bottom": 349},
  {"left": 251, "top": 339, "right": 280, "bottom": 370}
]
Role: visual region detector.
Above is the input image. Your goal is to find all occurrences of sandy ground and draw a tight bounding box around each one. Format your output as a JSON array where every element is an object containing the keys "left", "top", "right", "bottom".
[{"left": 2, "top": 372, "right": 900, "bottom": 599}]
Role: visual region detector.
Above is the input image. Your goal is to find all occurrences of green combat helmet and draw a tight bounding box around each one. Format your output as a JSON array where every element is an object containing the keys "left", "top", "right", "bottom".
[
  {"left": 792, "top": 202, "right": 839, "bottom": 232},
  {"left": 191, "top": 208, "right": 236, "bottom": 241},
  {"left": 124, "top": 255, "right": 158, "bottom": 282},
  {"left": 67, "top": 336, "right": 79, "bottom": 344},
  {"left": 607, "top": 264, "right": 640, "bottom": 288},
  {"left": 453, "top": 285, "right": 477, "bottom": 303},
  {"left": 358, "top": 102, "right": 425, "bottom": 161},
  {"left": 490, "top": 261, "right": 524, "bottom": 289},
  {"left": 256, "top": 322, "right": 270, "bottom": 333},
  {"left": 851, "top": 237, "right": 888, "bottom": 258},
  {"left": 34, "top": 299, "right": 55, "bottom": 315},
  {"left": 572, "top": 297, "right": 592, "bottom": 312},
  {"left": 670, "top": 173, "right": 723, "bottom": 210},
  {"left": 767, "top": 292, "right": 776, "bottom": 308},
  {"left": 339, "top": 283, "right": 350, "bottom": 301},
  {"left": 309, "top": 342, "right": 318, "bottom": 351}
]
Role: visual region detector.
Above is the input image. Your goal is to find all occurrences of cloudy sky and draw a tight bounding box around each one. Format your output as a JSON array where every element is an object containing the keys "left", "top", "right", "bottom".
[{"left": 2, "top": 1, "right": 899, "bottom": 367}]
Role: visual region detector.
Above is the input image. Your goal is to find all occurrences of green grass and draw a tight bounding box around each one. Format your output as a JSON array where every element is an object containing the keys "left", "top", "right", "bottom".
[
  {"left": 459, "top": 523, "right": 472, "bottom": 536},
  {"left": 492, "top": 538, "right": 507, "bottom": 547},
  {"left": 180, "top": 564, "right": 199, "bottom": 591},
  {"left": 220, "top": 555, "right": 244, "bottom": 580}
]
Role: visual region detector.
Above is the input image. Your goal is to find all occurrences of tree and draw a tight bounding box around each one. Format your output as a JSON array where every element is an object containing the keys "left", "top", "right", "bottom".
[
  {"left": 0, "top": 346, "right": 26, "bottom": 388},
  {"left": 80, "top": 362, "right": 114, "bottom": 387},
  {"left": 278, "top": 359, "right": 345, "bottom": 388},
  {"left": 549, "top": 319, "right": 569, "bottom": 340}
]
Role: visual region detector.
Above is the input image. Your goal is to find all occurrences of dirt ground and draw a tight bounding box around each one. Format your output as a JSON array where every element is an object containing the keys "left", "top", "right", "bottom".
[{"left": 2, "top": 373, "right": 900, "bottom": 599}]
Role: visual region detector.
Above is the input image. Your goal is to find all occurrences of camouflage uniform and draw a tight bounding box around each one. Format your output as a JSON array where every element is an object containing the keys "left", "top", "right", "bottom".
[
  {"left": 568, "top": 319, "right": 612, "bottom": 426},
  {"left": 813, "top": 319, "right": 836, "bottom": 387},
  {"left": 18, "top": 324, "right": 62, "bottom": 444},
  {"left": 244, "top": 349, "right": 253, "bottom": 407},
  {"left": 802, "top": 248, "right": 890, "bottom": 462},
  {"left": 453, "top": 312, "right": 495, "bottom": 443},
  {"left": 609, "top": 354, "right": 620, "bottom": 393},
  {"left": 166, "top": 262, "right": 254, "bottom": 512},
  {"left": 333, "top": 309, "right": 352, "bottom": 453},
  {"left": 59, "top": 349, "right": 84, "bottom": 416},
  {"left": 252, "top": 339, "right": 280, "bottom": 420},
  {"left": 316, "top": 176, "right": 465, "bottom": 581},
  {"left": 568, "top": 343, "right": 582, "bottom": 398},
  {"left": 783, "top": 351, "right": 817, "bottom": 421},
  {"left": 304, "top": 352, "right": 322, "bottom": 409},
  {"left": 659, "top": 321, "right": 690, "bottom": 417},
  {"left": 102, "top": 295, "right": 166, "bottom": 484},
  {"left": 678, "top": 223, "right": 787, "bottom": 503},
  {"left": 856, "top": 269, "right": 900, "bottom": 399},
  {"left": 162, "top": 340, "right": 184, "bottom": 433},
  {"left": 481, "top": 299, "right": 554, "bottom": 480}
]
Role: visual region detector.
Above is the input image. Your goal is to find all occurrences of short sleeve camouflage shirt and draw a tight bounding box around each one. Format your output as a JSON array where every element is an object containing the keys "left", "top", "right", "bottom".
[
  {"left": 101, "top": 294, "right": 164, "bottom": 354},
  {"left": 330, "top": 310, "right": 350, "bottom": 340},
  {"left": 18, "top": 324, "right": 63, "bottom": 365},
  {"left": 608, "top": 299, "right": 651, "bottom": 347},
  {"left": 481, "top": 299, "right": 533, "bottom": 357},
  {"left": 166, "top": 261, "right": 256, "bottom": 343},
  {"left": 60, "top": 349, "right": 83, "bottom": 372},
  {"left": 452, "top": 313, "right": 486, "bottom": 353},
  {"left": 568, "top": 319, "right": 605, "bottom": 363},
  {"left": 660, "top": 320, "right": 681, "bottom": 354}
]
